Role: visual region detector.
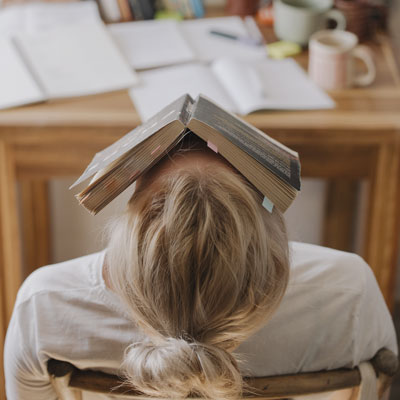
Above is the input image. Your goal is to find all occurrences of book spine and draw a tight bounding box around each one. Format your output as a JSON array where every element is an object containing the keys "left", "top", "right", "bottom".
[
  {"left": 161, "top": 0, "right": 176, "bottom": 12},
  {"left": 98, "top": 0, "right": 122, "bottom": 22},
  {"left": 138, "top": 0, "right": 156, "bottom": 19},
  {"left": 128, "top": 0, "right": 144, "bottom": 20},
  {"left": 116, "top": 0, "right": 134, "bottom": 21},
  {"left": 162, "top": 0, "right": 192, "bottom": 18},
  {"left": 190, "top": 0, "right": 204, "bottom": 18},
  {"left": 180, "top": 0, "right": 194, "bottom": 18}
]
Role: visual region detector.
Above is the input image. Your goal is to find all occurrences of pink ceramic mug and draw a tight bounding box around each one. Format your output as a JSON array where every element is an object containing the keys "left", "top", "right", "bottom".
[{"left": 308, "top": 30, "right": 376, "bottom": 90}]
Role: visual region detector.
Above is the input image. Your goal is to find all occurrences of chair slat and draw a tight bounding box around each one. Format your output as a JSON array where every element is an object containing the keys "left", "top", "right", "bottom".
[{"left": 48, "top": 348, "right": 398, "bottom": 399}]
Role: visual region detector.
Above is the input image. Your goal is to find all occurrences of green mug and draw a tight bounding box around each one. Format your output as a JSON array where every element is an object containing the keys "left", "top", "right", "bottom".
[{"left": 274, "top": 0, "right": 346, "bottom": 46}]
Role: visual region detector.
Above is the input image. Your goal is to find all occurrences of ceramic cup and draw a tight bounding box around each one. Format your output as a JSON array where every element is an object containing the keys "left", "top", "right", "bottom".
[
  {"left": 309, "top": 29, "right": 376, "bottom": 89},
  {"left": 274, "top": 0, "right": 346, "bottom": 46}
]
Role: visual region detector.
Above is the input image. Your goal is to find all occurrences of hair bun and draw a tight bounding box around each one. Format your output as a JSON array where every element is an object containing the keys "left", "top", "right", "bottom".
[{"left": 123, "top": 337, "right": 242, "bottom": 399}]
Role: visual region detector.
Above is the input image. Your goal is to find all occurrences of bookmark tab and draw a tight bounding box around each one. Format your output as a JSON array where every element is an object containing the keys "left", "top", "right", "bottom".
[
  {"left": 151, "top": 145, "right": 161, "bottom": 155},
  {"left": 262, "top": 196, "right": 274, "bottom": 213},
  {"left": 207, "top": 140, "right": 218, "bottom": 153}
]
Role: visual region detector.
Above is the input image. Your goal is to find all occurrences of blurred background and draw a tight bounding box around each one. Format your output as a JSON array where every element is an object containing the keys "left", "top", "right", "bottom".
[{"left": 0, "top": 0, "right": 399, "bottom": 398}]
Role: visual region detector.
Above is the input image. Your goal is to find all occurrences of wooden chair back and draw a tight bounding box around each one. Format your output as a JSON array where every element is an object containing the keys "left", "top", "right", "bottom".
[{"left": 47, "top": 348, "right": 398, "bottom": 400}]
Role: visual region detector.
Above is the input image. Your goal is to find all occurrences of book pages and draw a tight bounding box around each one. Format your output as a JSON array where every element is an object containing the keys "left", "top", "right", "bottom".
[
  {"left": 14, "top": 21, "right": 138, "bottom": 99},
  {"left": 108, "top": 20, "right": 195, "bottom": 69},
  {"left": 190, "top": 95, "right": 301, "bottom": 190},
  {"left": 212, "top": 58, "right": 335, "bottom": 113},
  {"left": 72, "top": 94, "right": 301, "bottom": 214},
  {"left": 0, "top": 37, "right": 45, "bottom": 110},
  {"left": 71, "top": 94, "right": 192, "bottom": 189},
  {"left": 129, "top": 63, "right": 236, "bottom": 122}
]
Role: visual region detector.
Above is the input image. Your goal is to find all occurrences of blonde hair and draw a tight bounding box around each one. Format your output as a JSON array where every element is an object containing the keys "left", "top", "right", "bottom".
[{"left": 106, "top": 162, "right": 289, "bottom": 399}]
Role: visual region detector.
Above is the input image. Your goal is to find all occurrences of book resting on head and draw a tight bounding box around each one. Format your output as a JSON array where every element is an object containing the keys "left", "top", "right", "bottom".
[{"left": 71, "top": 94, "right": 301, "bottom": 215}]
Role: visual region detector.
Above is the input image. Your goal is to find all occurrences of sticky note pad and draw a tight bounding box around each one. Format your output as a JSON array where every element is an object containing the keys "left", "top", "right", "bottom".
[
  {"left": 267, "top": 41, "right": 302, "bottom": 59},
  {"left": 207, "top": 140, "right": 218, "bottom": 153},
  {"left": 262, "top": 196, "right": 274, "bottom": 213}
]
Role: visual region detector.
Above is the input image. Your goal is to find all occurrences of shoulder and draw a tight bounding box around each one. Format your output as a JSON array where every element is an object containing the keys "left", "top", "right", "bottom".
[
  {"left": 289, "top": 241, "right": 370, "bottom": 294},
  {"left": 237, "top": 243, "right": 396, "bottom": 376},
  {"left": 16, "top": 251, "right": 106, "bottom": 306}
]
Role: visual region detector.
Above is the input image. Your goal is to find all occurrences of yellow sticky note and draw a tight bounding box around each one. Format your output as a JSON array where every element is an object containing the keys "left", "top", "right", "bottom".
[{"left": 267, "top": 41, "right": 302, "bottom": 59}]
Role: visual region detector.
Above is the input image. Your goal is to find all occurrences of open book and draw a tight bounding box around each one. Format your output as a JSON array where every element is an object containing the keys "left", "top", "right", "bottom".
[
  {"left": 0, "top": 1, "right": 102, "bottom": 35},
  {"left": 129, "top": 58, "right": 335, "bottom": 121},
  {"left": 0, "top": 21, "right": 138, "bottom": 110},
  {"left": 71, "top": 94, "right": 301, "bottom": 215},
  {"left": 107, "top": 16, "right": 267, "bottom": 70}
]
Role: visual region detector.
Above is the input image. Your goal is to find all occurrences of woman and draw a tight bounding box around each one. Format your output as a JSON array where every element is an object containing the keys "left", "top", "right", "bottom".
[{"left": 4, "top": 137, "right": 397, "bottom": 399}]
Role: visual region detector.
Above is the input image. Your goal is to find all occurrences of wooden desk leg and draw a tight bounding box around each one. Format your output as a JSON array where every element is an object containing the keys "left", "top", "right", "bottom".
[
  {"left": 364, "top": 142, "right": 400, "bottom": 309},
  {"left": 323, "top": 180, "right": 358, "bottom": 252},
  {"left": 0, "top": 142, "right": 23, "bottom": 400},
  {"left": 20, "top": 180, "right": 51, "bottom": 277}
]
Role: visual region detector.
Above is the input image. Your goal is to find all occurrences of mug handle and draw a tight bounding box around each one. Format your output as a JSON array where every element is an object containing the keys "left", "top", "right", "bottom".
[
  {"left": 324, "top": 9, "right": 346, "bottom": 30},
  {"left": 353, "top": 45, "right": 376, "bottom": 86}
]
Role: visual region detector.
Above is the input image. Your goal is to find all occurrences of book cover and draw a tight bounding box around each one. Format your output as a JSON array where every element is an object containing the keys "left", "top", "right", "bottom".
[
  {"left": 72, "top": 94, "right": 301, "bottom": 214},
  {"left": 189, "top": 95, "right": 300, "bottom": 190}
]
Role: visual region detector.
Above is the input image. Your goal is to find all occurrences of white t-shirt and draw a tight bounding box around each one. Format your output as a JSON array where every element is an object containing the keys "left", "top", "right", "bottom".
[{"left": 4, "top": 242, "right": 397, "bottom": 400}]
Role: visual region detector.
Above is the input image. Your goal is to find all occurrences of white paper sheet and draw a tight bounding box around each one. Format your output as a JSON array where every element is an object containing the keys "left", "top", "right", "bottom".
[
  {"left": 181, "top": 16, "right": 267, "bottom": 62},
  {"left": 14, "top": 22, "right": 139, "bottom": 99},
  {"left": 129, "top": 63, "right": 236, "bottom": 121},
  {"left": 108, "top": 20, "right": 195, "bottom": 70},
  {"left": 24, "top": 1, "right": 101, "bottom": 33},
  {"left": 212, "top": 58, "right": 335, "bottom": 113},
  {"left": 0, "top": 1, "right": 101, "bottom": 36},
  {"left": 0, "top": 5, "right": 25, "bottom": 36},
  {"left": 0, "top": 37, "right": 45, "bottom": 110}
]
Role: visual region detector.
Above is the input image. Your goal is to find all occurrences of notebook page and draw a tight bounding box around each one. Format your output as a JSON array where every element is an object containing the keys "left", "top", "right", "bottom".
[
  {"left": 211, "top": 58, "right": 263, "bottom": 114},
  {"left": 0, "top": 2, "right": 101, "bottom": 36},
  {"left": 108, "top": 20, "right": 195, "bottom": 69},
  {"left": 212, "top": 58, "right": 335, "bottom": 113},
  {"left": 25, "top": 1, "right": 101, "bottom": 33},
  {"left": 0, "top": 5, "right": 27, "bottom": 36},
  {"left": 14, "top": 22, "right": 139, "bottom": 99},
  {"left": 129, "top": 63, "right": 236, "bottom": 121},
  {"left": 0, "top": 37, "right": 45, "bottom": 110},
  {"left": 180, "top": 16, "right": 267, "bottom": 62}
]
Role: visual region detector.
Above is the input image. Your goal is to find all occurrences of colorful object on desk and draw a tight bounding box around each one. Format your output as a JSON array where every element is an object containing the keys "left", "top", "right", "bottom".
[
  {"left": 154, "top": 10, "right": 183, "bottom": 20},
  {"left": 256, "top": 4, "right": 274, "bottom": 26},
  {"left": 309, "top": 30, "right": 376, "bottom": 90},
  {"left": 209, "top": 30, "right": 263, "bottom": 47},
  {"left": 225, "top": 0, "right": 260, "bottom": 16},
  {"left": 334, "top": 0, "right": 386, "bottom": 41},
  {"left": 159, "top": 0, "right": 204, "bottom": 19},
  {"left": 267, "top": 41, "right": 302, "bottom": 59},
  {"left": 273, "top": 0, "right": 346, "bottom": 47}
]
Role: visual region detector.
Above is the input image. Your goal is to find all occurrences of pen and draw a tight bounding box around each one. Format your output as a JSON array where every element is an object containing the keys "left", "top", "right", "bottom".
[{"left": 209, "top": 30, "right": 263, "bottom": 47}]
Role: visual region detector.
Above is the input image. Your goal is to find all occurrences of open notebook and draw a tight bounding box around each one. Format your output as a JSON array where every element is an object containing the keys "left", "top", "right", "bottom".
[
  {"left": 108, "top": 16, "right": 267, "bottom": 70},
  {"left": 129, "top": 58, "right": 335, "bottom": 121},
  {"left": 0, "top": 21, "right": 138, "bottom": 110},
  {"left": 0, "top": 1, "right": 102, "bottom": 35}
]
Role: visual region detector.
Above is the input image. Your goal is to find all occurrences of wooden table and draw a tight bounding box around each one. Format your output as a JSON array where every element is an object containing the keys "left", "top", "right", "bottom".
[{"left": 0, "top": 34, "right": 399, "bottom": 398}]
